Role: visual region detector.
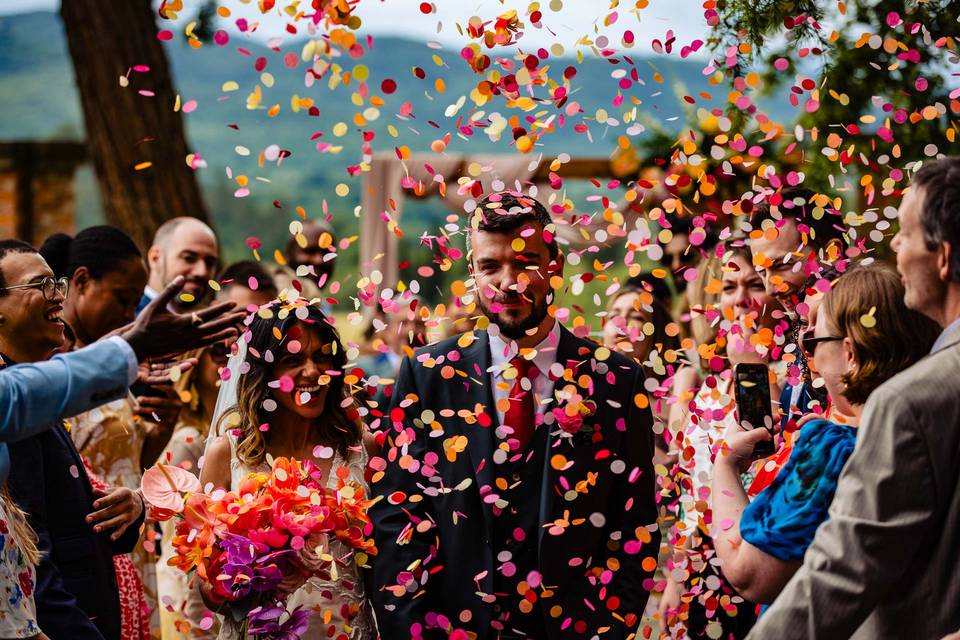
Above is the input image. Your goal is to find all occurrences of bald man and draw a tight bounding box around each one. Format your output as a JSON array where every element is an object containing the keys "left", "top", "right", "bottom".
[{"left": 137, "top": 217, "right": 219, "bottom": 315}]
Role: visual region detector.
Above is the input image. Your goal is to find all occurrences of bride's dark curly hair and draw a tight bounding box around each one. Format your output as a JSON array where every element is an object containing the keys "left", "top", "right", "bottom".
[{"left": 220, "top": 302, "right": 362, "bottom": 467}]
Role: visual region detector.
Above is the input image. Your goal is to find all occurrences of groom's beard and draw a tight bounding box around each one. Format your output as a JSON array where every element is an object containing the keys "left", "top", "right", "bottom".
[{"left": 478, "top": 290, "right": 551, "bottom": 340}]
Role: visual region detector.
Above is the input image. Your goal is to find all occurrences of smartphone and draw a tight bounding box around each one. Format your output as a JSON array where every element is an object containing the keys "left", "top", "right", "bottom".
[{"left": 734, "top": 363, "right": 775, "bottom": 457}]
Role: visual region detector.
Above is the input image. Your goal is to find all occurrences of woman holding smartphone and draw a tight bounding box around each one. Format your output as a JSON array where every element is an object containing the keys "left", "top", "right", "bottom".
[
  {"left": 658, "top": 243, "right": 785, "bottom": 639},
  {"left": 711, "top": 264, "right": 939, "bottom": 606}
]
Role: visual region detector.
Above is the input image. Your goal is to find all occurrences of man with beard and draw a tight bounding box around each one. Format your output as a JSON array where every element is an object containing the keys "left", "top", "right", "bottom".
[
  {"left": 747, "top": 187, "right": 847, "bottom": 424},
  {"left": 137, "top": 217, "right": 219, "bottom": 314},
  {"left": 371, "top": 191, "right": 660, "bottom": 639}
]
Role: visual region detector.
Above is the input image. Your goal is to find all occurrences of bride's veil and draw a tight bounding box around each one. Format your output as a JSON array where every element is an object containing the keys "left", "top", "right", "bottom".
[{"left": 206, "top": 334, "right": 248, "bottom": 450}]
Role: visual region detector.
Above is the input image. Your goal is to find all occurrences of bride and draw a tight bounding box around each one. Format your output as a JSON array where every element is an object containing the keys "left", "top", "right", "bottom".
[{"left": 200, "top": 298, "right": 377, "bottom": 639}]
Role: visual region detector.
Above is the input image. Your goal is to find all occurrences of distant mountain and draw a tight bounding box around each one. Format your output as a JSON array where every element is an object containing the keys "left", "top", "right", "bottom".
[{"left": 0, "top": 11, "right": 791, "bottom": 263}]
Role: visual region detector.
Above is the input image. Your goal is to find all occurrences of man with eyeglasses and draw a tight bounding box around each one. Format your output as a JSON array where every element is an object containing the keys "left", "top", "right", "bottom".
[
  {"left": 0, "top": 239, "right": 243, "bottom": 640},
  {"left": 747, "top": 187, "right": 848, "bottom": 427}
]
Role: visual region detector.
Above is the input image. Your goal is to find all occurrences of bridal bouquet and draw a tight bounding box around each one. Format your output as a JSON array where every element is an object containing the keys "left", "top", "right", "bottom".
[{"left": 141, "top": 457, "right": 377, "bottom": 639}]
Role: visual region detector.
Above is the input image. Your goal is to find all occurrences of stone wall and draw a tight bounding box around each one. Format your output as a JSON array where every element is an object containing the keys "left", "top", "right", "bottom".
[{"left": 0, "top": 142, "right": 81, "bottom": 244}]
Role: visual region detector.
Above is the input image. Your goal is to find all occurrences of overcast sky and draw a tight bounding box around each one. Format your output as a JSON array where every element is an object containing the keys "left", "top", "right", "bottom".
[{"left": 0, "top": 0, "right": 709, "bottom": 54}]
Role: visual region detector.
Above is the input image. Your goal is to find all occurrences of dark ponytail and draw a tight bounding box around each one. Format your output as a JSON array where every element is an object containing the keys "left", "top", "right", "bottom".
[{"left": 39, "top": 225, "right": 142, "bottom": 279}]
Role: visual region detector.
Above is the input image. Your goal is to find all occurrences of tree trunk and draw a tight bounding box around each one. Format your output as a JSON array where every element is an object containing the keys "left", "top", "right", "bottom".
[{"left": 60, "top": 0, "right": 210, "bottom": 249}]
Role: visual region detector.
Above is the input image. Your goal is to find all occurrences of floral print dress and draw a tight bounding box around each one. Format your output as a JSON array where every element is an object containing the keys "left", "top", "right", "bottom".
[{"left": 0, "top": 498, "right": 40, "bottom": 639}]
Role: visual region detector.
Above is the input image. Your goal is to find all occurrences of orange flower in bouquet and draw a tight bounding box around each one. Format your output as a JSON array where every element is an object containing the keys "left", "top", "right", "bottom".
[{"left": 141, "top": 458, "right": 377, "bottom": 639}]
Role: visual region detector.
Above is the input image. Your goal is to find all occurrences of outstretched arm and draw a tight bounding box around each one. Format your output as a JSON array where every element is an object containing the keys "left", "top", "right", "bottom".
[{"left": 0, "top": 337, "right": 136, "bottom": 441}]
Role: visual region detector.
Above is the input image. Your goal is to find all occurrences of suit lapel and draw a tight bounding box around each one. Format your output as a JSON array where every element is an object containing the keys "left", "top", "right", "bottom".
[
  {"left": 53, "top": 421, "right": 94, "bottom": 496},
  {"left": 461, "top": 330, "right": 498, "bottom": 542},
  {"left": 538, "top": 326, "right": 588, "bottom": 552}
]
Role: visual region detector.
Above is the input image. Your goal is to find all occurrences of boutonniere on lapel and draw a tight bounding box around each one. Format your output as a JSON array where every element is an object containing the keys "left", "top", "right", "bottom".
[{"left": 550, "top": 385, "right": 598, "bottom": 445}]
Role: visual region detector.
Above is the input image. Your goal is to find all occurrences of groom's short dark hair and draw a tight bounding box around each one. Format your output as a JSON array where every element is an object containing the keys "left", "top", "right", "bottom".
[{"left": 471, "top": 191, "right": 558, "bottom": 259}]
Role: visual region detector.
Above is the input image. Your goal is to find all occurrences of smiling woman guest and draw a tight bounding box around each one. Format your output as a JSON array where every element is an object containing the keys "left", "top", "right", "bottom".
[{"left": 710, "top": 264, "right": 940, "bottom": 606}]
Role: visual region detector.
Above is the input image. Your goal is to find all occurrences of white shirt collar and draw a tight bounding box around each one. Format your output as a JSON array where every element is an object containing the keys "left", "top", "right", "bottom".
[
  {"left": 487, "top": 319, "right": 561, "bottom": 378},
  {"left": 143, "top": 286, "right": 159, "bottom": 301}
]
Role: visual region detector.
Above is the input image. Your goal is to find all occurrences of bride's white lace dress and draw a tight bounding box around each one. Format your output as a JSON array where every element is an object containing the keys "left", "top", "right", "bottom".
[{"left": 216, "top": 431, "right": 377, "bottom": 639}]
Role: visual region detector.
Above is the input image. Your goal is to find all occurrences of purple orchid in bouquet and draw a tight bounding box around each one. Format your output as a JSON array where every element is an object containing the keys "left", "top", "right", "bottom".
[
  {"left": 246, "top": 604, "right": 310, "bottom": 640},
  {"left": 218, "top": 533, "right": 292, "bottom": 600}
]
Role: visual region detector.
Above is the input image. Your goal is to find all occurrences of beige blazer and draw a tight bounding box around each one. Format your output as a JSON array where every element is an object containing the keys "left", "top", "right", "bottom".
[{"left": 748, "top": 330, "right": 960, "bottom": 639}]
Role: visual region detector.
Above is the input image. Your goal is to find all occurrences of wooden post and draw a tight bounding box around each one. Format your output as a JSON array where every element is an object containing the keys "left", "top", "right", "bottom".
[{"left": 60, "top": 0, "right": 210, "bottom": 249}]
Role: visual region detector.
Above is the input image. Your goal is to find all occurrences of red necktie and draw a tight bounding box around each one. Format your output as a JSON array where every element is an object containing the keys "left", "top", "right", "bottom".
[{"left": 504, "top": 357, "right": 538, "bottom": 451}]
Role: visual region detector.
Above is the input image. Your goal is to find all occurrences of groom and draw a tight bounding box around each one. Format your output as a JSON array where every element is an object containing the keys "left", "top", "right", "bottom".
[{"left": 371, "top": 191, "right": 660, "bottom": 638}]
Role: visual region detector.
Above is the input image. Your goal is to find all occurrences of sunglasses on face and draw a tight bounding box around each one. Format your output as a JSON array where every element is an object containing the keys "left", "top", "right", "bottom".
[
  {"left": 801, "top": 330, "right": 843, "bottom": 359},
  {"left": 0, "top": 276, "right": 69, "bottom": 301}
]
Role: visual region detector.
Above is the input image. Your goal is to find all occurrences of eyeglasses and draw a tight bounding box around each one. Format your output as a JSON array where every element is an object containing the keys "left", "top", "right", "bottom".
[
  {"left": 0, "top": 276, "right": 69, "bottom": 301},
  {"left": 801, "top": 331, "right": 843, "bottom": 359}
]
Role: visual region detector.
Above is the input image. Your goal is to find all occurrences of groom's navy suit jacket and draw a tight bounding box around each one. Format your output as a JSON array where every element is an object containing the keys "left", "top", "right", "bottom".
[{"left": 371, "top": 326, "right": 660, "bottom": 639}]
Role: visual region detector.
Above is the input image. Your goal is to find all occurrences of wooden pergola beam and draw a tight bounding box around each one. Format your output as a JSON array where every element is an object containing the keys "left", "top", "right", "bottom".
[
  {"left": 0, "top": 141, "right": 88, "bottom": 166},
  {"left": 531, "top": 157, "right": 616, "bottom": 181},
  {"left": 0, "top": 141, "right": 89, "bottom": 243}
]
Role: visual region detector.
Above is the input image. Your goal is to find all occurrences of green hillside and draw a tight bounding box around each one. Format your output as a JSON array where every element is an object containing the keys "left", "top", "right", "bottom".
[{"left": 0, "top": 10, "right": 790, "bottom": 305}]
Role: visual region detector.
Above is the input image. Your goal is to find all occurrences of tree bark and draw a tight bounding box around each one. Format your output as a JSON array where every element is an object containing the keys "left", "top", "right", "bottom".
[{"left": 60, "top": 0, "right": 210, "bottom": 249}]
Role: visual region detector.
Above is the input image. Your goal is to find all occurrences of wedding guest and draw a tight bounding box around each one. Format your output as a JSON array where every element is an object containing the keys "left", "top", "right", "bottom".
[
  {"left": 604, "top": 284, "right": 679, "bottom": 370},
  {"left": 41, "top": 227, "right": 179, "bottom": 630},
  {"left": 156, "top": 265, "right": 272, "bottom": 639},
  {"left": 156, "top": 342, "right": 225, "bottom": 640},
  {"left": 202, "top": 300, "right": 377, "bottom": 639},
  {"left": 370, "top": 191, "right": 660, "bottom": 638},
  {"left": 712, "top": 264, "right": 938, "bottom": 608},
  {"left": 603, "top": 283, "right": 680, "bottom": 464},
  {"left": 216, "top": 260, "right": 277, "bottom": 311},
  {"left": 443, "top": 294, "right": 476, "bottom": 338},
  {"left": 0, "top": 245, "right": 208, "bottom": 640},
  {"left": 657, "top": 213, "right": 717, "bottom": 295},
  {"left": 356, "top": 300, "right": 428, "bottom": 382},
  {"left": 271, "top": 219, "right": 336, "bottom": 302},
  {"left": 658, "top": 244, "right": 784, "bottom": 638},
  {"left": 747, "top": 187, "right": 847, "bottom": 425},
  {"left": 748, "top": 157, "right": 960, "bottom": 639},
  {"left": 139, "top": 217, "right": 219, "bottom": 314},
  {"left": 665, "top": 252, "right": 723, "bottom": 454}
]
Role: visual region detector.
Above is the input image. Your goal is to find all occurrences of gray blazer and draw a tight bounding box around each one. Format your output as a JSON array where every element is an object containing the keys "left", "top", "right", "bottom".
[
  {"left": 747, "top": 329, "right": 960, "bottom": 639},
  {"left": 749, "top": 332, "right": 960, "bottom": 640}
]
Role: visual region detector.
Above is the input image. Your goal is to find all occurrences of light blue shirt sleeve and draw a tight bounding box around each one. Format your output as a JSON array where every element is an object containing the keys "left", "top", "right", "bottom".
[{"left": 0, "top": 338, "right": 136, "bottom": 442}]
